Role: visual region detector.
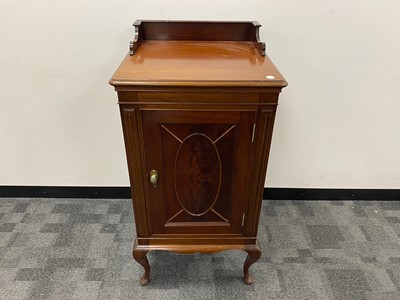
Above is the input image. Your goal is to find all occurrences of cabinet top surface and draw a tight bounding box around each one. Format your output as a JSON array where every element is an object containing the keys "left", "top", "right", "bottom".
[{"left": 109, "top": 40, "right": 287, "bottom": 88}]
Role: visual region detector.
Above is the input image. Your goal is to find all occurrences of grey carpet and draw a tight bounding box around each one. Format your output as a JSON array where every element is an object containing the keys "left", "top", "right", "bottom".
[{"left": 1, "top": 199, "right": 400, "bottom": 300}]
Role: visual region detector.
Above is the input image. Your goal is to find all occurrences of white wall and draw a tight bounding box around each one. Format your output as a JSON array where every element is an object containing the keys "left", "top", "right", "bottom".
[{"left": 0, "top": 1, "right": 399, "bottom": 188}]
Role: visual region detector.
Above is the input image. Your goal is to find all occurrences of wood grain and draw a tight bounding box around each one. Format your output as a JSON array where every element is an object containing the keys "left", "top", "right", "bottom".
[{"left": 110, "top": 41, "right": 286, "bottom": 87}]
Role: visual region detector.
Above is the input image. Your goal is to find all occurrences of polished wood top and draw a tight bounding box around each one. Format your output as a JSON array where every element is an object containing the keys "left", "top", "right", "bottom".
[{"left": 110, "top": 41, "right": 287, "bottom": 88}]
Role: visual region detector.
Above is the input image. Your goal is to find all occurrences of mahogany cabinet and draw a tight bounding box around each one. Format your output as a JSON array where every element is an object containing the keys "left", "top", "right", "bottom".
[{"left": 109, "top": 20, "right": 287, "bottom": 286}]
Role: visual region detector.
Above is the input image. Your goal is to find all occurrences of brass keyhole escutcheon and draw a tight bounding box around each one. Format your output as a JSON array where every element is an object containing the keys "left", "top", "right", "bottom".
[{"left": 149, "top": 170, "right": 158, "bottom": 188}]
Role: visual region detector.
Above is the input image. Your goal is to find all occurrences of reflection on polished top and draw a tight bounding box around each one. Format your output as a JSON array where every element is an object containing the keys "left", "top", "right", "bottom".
[{"left": 110, "top": 40, "right": 287, "bottom": 87}]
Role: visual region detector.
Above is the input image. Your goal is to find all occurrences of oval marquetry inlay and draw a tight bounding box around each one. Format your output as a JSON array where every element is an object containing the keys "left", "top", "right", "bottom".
[{"left": 174, "top": 133, "right": 222, "bottom": 216}]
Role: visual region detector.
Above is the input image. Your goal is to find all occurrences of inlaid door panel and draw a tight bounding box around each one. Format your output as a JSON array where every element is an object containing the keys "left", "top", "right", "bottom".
[{"left": 142, "top": 110, "right": 255, "bottom": 234}]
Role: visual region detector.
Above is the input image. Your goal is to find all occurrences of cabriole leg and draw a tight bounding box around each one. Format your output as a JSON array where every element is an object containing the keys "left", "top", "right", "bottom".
[
  {"left": 132, "top": 245, "right": 150, "bottom": 286},
  {"left": 243, "top": 243, "right": 261, "bottom": 285}
]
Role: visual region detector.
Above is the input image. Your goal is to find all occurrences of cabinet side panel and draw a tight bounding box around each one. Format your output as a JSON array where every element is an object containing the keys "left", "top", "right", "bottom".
[{"left": 120, "top": 106, "right": 151, "bottom": 237}]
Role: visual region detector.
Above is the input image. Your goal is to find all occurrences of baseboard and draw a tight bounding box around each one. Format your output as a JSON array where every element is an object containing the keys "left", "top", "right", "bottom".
[
  {"left": 263, "top": 188, "right": 400, "bottom": 201},
  {"left": 0, "top": 186, "right": 131, "bottom": 199},
  {"left": 0, "top": 186, "right": 399, "bottom": 200}
]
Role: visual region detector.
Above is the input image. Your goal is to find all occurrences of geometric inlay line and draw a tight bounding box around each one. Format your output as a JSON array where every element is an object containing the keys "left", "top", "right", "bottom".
[
  {"left": 166, "top": 209, "right": 184, "bottom": 223},
  {"left": 211, "top": 209, "right": 229, "bottom": 223},
  {"left": 160, "top": 125, "right": 183, "bottom": 144},
  {"left": 213, "top": 125, "right": 236, "bottom": 144}
]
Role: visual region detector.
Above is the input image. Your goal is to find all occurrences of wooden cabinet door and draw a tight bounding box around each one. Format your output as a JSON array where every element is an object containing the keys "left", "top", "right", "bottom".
[{"left": 142, "top": 110, "right": 255, "bottom": 235}]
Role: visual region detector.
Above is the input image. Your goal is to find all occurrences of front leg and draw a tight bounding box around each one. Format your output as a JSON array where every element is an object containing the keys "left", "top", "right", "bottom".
[
  {"left": 132, "top": 243, "right": 150, "bottom": 286},
  {"left": 243, "top": 242, "right": 261, "bottom": 285}
]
